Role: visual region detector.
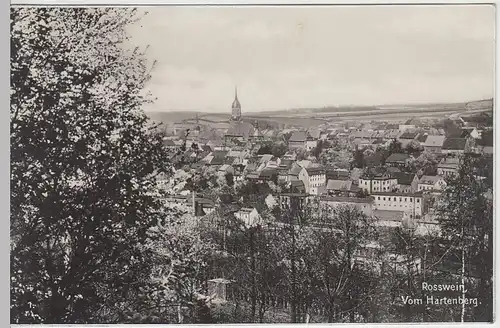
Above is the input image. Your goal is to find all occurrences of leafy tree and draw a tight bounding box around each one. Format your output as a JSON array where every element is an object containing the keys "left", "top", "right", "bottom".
[
  {"left": 311, "top": 204, "right": 379, "bottom": 322},
  {"left": 388, "top": 139, "right": 403, "bottom": 155},
  {"left": 142, "top": 214, "right": 216, "bottom": 323},
  {"left": 353, "top": 148, "right": 364, "bottom": 168},
  {"left": 225, "top": 172, "right": 234, "bottom": 187},
  {"left": 282, "top": 131, "right": 293, "bottom": 142},
  {"left": 271, "top": 141, "right": 288, "bottom": 158},
  {"left": 437, "top": 155, "right": 493, "bottom": 322},
  {"left": 311, "top": 140, "right": 329, "bottom": 159},
  {"left": 320, "top": 149, "right": 353, "bottom": 169},
  {"left": 441, "top": 119, "right": 462, "bottom": 138},
  {"left": 405, "top": 140, "right": 422, "bottom": 155},
  {"left": 388, "top": 227, "right": 446, "bottom": 322},
  {"left": 478, "top": 129, "right": 493, "bottom": 147},
  {"left": 295, "top": 148, "right": 309, "bottom": 161},
  {"left": 257, "top": 144, "right": 273, "bottom": 155},
  {"left": 356, "top": 189, "right": 370, "bottom": 198},
  {"left": 185, "top": 166, "right": 218, "bottom": 194},
  {"left": 10, "top": 8, "right": 173, "bottom": 323},
  {"left": 413, "top": 151, "right": 438, "bottom": 175}
]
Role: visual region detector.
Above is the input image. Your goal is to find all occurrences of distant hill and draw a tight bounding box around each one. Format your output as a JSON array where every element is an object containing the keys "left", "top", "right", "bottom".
[
  {"left": 147, "top": 111, "right": 201, "bottom": 125},
  {"left": 146, "top": 98, "right": 493, "bottom": 128}
]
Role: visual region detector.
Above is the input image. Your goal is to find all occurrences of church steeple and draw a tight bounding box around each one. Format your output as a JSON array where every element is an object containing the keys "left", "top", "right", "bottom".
[{"left": 231, "top": 85, "right": 241, "bottom": 121}]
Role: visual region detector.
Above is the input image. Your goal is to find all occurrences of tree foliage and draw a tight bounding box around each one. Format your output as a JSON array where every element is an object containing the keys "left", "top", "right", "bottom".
[
  {"left": 437, "top": 155, "right": 493, "bottom": 322},
  {"left": 10, "top": 8, "right": 172, "bottom": 323}
]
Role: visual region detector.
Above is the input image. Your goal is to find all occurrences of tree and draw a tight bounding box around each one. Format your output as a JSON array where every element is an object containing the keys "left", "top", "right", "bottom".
[
  {"left": 388, "top": 226, "right": 446, "bottom": 322},
  {"left": 356, "top": 189, "right": 370, "bottom": 198},
  {"left": 311, "top": 140, "right": 328, "bottom": 159},
  {"left": 388, "top": 139, "right": 403, "bottom": 155},
  {"left": 10, "top": 8, "right": 171, "bottom": 323},
  {"left": 437, "top": 155, "right": 493, "bottom": 322},
  {"left": 295, "top": 148, "right": 309, "bottom": 161},
  {"left": 405, "top": 140, "right": 422, "bottom": 155},
  {"left": 353, "top": 148, "right": 364, "bottom": 168},
  {"left": 413, "top": 151, "right": 438, "bottom": 176},
  {"left": 319, "top": 149, "right": 353, "bottom": 169},
  {"left": 142, "top": 214, "right": 217, "bottom": 323},
  {"left": 311, "top": 204, "right": 379, "bottom": 322},
  {"left": 271, "top": 141, "right": 288, "bottom": 158},
  {"left": 257, "top": 144, "right": 273, "bottom": 155},
  {"left": 441, "top": 119, "right": 462, "bottom": 138},
  {"left": 478, "top": 129, "right": 493, "bottom": 147},
  {"left": 185, "top": 166, "right": 218, "bottom": 194},
  {"left": 282, "top": 131, "right": 293, "bottom": 143}
]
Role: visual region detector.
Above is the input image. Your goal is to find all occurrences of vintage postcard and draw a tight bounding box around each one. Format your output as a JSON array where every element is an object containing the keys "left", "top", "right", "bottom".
[{"left": 10, "top": 4, "right": 494, "bottom": 324}]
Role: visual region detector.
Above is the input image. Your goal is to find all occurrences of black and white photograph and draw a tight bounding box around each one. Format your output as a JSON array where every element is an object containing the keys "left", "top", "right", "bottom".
[{"left": 10, "top": 3, "right": 495, "bottom": 324}]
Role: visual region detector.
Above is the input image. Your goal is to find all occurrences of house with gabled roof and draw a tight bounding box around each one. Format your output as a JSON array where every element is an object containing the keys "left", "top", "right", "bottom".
[
  {"left": 437, "top": 157, "right": 460, "bottom": 178},
  {"left": 326, "top": 179, "right": 360, "bottom": 197},
  {"left": 392, "top": 172, "right": 419, "bottom": 193},
  {"left": 385, "top": 153, "right": 411, "bottom": 168},
  {"left": 399, "top": 120, "right": 416, "bottom": 132},
  {"left": 442, "top": 138, "right": 469, "bottom": 155},
  {"left": 305, "top": 166, "right": 326, "bottom": 195},
  {"left": 288, "top": 131, "right": 318, "bottom": 151},
  {"left": 383, "top": 129, "right": 401, "bottom": 140},
  {"left": 418, "top": 175, "right": 447, "bottom": 192},
  {"left": 258, "top": 168, "right": 278, "bottom": 182},
  {"left": 235, "top": 207, "right": 262, "bottom": 228},
  {"left": 398, "top": 130, "right": 421, "bottom": 148},
  {"left": 288, "top": 131, "right": 308, "bottom": 150},
  {"left": 307, "top": 129, "right": 321, "bottom": 140},
  {"left": 422, "top": 135, "right": 446, "bottom": 153}
]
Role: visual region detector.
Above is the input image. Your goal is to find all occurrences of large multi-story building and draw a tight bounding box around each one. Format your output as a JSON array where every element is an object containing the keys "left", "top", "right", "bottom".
[
  {"left": 359, "top": 172, "right": 398, "bottom": 194},
  {"left": 371, "top": 191, "right": 426, "bottom": 218},
  {"left": 305, "top": 166, "right": 326, "bottom": 195},
  {"left": 320, "top": 196, "right": 374, "bottom": 217}
]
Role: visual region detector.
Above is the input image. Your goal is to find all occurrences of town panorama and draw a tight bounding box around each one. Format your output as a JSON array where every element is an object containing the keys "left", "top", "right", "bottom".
[{"left": 10, "top": 5, "right": 494, "bottom": 325}]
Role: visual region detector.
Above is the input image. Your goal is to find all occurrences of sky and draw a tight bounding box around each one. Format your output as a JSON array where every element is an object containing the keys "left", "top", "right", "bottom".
[{"left": 126, "top": 5, "right": 495, "bottom": 113}]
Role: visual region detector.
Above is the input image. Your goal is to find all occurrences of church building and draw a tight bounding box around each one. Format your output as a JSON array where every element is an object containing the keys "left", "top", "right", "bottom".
[
  {"left": 231, "top": 87, "right": 242, "bottom": 121},
  {"left": 225, "top": 87, "right": 256, "bottom": 142}
]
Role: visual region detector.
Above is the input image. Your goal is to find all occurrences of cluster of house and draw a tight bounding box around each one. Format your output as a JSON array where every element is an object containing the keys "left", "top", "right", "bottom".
[{"left": 158, "top": 112, "right": 492, "bottom": 234}]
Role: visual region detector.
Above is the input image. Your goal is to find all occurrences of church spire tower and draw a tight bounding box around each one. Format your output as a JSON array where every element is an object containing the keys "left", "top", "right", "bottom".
[{"left": 231, "top": 85, "right": 241, "bottom": 121}]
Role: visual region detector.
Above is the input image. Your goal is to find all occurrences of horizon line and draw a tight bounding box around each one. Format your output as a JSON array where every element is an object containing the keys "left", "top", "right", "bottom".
[{"left": 144, "top": 96, "right": 494, "bottom": 113}]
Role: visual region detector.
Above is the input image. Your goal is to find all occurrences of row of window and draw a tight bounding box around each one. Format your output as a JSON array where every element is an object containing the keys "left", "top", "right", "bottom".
[
  {"left": 370, "top": 187, "right": 391, "bottom": 191},
  {"left": 362, "top": 180, "right": 394, "bottom": 185},
  {"left": 376, "top": 196, "right": 420, "bottom": 203}
]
